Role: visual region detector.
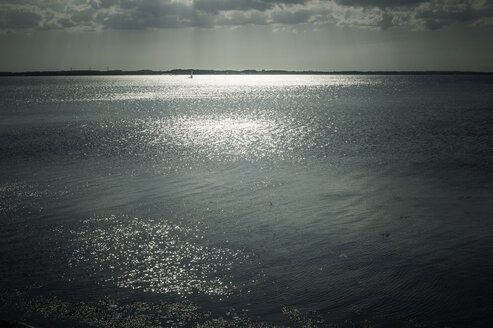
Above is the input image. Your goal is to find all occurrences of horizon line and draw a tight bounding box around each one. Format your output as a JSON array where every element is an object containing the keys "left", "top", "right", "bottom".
[{"left": 1, "top": 69, "right": 493, "bottom": 76}]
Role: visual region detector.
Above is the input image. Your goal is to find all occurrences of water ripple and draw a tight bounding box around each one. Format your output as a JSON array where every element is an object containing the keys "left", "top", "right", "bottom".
[{"left": 69, "top": 215, "right": 251, "bottom": 296}]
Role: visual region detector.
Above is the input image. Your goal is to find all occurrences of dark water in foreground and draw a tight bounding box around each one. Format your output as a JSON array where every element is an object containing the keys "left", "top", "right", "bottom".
[{"left": 1, "top": 75, "right": 493, "bottom": 327}]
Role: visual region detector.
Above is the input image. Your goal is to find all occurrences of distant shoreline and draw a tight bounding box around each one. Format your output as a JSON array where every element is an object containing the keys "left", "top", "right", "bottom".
[{"left": 1, "top": 69, "right": 492, "bottom": 76}]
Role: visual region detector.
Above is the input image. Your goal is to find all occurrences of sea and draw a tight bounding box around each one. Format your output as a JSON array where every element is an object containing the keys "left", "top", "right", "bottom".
[{"left": 1, "top": 75, "right": 493, "bottom": 328}]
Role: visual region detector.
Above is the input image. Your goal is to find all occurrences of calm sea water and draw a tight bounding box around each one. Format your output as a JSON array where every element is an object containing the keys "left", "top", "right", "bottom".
[{"left": 1, "top": 75, "right": 493, "bottom": 327}]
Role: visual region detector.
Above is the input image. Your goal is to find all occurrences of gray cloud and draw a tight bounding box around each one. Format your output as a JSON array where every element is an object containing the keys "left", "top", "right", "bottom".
[
  {"left": 333, "top": 0, "right": 493, "bottom": 30},
  {"left": 0, "top": 5, "right": 43, "bottom": 29},
  {"left": 193, "top": 0, "right": 308, "bottom": 13},
  {"left": 194, "top": 0, "right": 275, "bottom": 13},
  {"left": 94, "top": 0, "right": 201, "bottom": 29},
  {"left": 0, "top": 0, "right": 492, "bottom": 32},
  {"left": 334, "top": 0, "right": 429, "bottom": 9},
  {"left": 413, "top": 1, "right": 493, "bottom": 29},
  {"left": 270, "top": 8, "right": 313, "bottom": 24},
  {"left": 216, "top": 11, "right": 269, "bottom": 26}
]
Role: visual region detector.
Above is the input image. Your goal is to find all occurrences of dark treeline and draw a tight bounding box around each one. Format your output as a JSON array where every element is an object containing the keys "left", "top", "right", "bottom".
[{"left": 1, "top": 69, "right": 492, "bottom": 76}]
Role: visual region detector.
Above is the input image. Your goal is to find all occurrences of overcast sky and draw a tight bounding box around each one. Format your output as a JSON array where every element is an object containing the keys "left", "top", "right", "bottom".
[{"left": 1, "top": 0, "right": 493, "bottom": 71}]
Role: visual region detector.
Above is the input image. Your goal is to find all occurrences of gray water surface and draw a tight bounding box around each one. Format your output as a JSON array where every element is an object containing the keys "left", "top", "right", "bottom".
[{"left": 1, "top": 75, "right": 493, "bottom": 327}]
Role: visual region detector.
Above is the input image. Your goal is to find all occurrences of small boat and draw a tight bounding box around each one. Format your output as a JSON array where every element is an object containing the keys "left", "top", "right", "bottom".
[{"left": 189, "top": 71, "right": 193, "bottom": 79}]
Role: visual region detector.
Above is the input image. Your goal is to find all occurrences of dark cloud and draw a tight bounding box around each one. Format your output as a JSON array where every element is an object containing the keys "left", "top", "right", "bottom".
[
  {"left": 377, "top": 12, "right": 395, "bottom": 29},
  {"left": 335, "top": 0, "right": 493, "bottom": 30},
  {"left": 194, "top": 0, "right": 274, "bottom": 13},
  {"left": 95, "top": 0, "right": 199, "bottom": 29},
  {"left": 334, "top": 0, "right": 429, "bottom": 9},
  {"left": 413, "top": 1, "right": 493, "bottom": 29},
  {"left": 216, "top": 11, "right": 269, "bottom": 26},
  {"left": 270, "top": 8, "right": 323, "bottom": 24},
  {"left": 57, "top": 17, "right": 76, "bottom": 28},
  {"left": 0, "top": 0, "right": 492, "bottom": 31},
  {"left": 71, "top": 7, "right": 96, "bottom": 23},
  {"left": 88, "top": 0, "right": 120, "bottom": 9},
  {"left": 0, "top": 6, "right": 42, "bottom": 29},
  {"left": 193, "top": 0, "right": 309, "bottom": 14}
]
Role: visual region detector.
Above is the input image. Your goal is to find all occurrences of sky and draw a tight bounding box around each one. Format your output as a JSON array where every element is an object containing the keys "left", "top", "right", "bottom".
[{"left": 1, "top": 0, "right": 493, "bottom": 71}]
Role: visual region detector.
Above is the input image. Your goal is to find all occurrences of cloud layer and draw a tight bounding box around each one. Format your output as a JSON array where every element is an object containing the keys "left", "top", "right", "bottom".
[{"left": 1, "top": 0, "right": 492, "bottom": 32}]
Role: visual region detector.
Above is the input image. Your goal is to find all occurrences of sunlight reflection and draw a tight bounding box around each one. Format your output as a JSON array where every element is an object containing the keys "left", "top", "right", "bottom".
[
  {"left": 38, "top": 75, "right": 379, "bottom": 103},
  {"left": 69, "top": 215, "right": 251, "bottom": 296},
  {"left": 148, "top": 113, "right": 303, "bottom": 160}
]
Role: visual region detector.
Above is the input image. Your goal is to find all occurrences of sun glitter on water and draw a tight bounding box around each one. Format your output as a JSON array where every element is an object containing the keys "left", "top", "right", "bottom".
[{"left": 69, "top": 215, "right": 252, "bottom": 296}]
